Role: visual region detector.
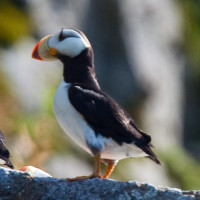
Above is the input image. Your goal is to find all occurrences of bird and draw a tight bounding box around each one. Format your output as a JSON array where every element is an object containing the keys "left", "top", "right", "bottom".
[
  {"left": 20, "top": 166, "right": 52, "bottom": 177},
  {"left": 0, "top": 130, "right": 14, "bottom": 169},
  {"left": 32, "top": 28, "right": 161, "bottom": 180}
]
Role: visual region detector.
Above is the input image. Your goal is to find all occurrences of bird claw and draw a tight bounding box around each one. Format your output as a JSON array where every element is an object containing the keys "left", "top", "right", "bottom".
[{"left": 66, "top": 174, "right": 101, "bottom": 181}]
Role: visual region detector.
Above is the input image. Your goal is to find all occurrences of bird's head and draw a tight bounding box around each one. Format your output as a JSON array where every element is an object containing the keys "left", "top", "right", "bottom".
[{"left": 32, "top": 28, "right": 91, "bottom": 61}]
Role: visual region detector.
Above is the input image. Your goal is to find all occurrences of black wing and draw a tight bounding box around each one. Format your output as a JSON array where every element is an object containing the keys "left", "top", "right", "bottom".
[
  {"left": 0, "top": 130, "right": 14, "bottom": 169},
  {"left": 68, "top": 85, "right": 151, "bottom": 145},
  {"left": 68, "top": 85, "right": 161, "bottom": 164},
  {"left": 0, "top": 130, "right": 8, "bottom": 153},
  {"left": 0, "top": 130, "right": 6, "bottom": 146}
]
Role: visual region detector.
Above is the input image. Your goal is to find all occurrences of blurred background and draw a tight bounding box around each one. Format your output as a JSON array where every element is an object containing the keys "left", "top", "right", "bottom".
[{"left": 0, "top": 0, "right": 200, "bottom": 190}]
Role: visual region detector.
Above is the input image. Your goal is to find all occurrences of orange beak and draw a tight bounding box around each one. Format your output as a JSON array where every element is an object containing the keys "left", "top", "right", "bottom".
[
  {"left": 32, "top": 40, "right": 43, "bottom": 60},
  {"left": 32, "top": 35, "right": 57, "bottom": 61}
]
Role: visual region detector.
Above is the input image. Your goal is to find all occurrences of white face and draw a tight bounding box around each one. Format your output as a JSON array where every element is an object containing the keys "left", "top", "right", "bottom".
[{"left": 48, "top": 29, "right": 91, "bottom": 58}]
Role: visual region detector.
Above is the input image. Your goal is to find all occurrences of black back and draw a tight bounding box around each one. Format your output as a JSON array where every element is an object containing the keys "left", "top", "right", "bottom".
[{"left": 68, "top": 84, "right": 161, "bottom": 164}]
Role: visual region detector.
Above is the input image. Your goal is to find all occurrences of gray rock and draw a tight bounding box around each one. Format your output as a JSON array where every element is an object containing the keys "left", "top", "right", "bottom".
[{"left": 0, "top": 167, "right": 199, "bottom": 200}]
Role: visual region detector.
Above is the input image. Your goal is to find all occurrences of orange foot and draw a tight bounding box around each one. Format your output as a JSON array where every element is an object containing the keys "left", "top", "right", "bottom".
[{"left": 66, "top": 175, "right": 101, "bottom": 181}]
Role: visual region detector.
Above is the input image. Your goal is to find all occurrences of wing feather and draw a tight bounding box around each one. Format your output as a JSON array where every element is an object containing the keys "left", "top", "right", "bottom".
[
  {"left": 68, "top": 85, "right": 150, "bottom": 146},
  {"left": 68, "top": 84, "right": 161, "bottom": 164}
]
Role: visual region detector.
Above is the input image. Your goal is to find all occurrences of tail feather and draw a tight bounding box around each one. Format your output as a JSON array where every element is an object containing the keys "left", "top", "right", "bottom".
[
  {"left": 147, "top": 155, "right": 162, "bottom": 165},
  {"left": 141, "top": 145, "right": 161, "bottom": 165}
]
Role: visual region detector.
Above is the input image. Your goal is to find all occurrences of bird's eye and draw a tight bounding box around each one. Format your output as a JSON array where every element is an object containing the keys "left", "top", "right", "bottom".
[{"left": 58, "top": 28, "right": 65, "bottom": 41}]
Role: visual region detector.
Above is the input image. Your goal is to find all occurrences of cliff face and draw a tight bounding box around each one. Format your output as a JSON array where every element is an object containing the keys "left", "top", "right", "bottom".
[{"left": 0, "top": 167, "right": 199, "bottom": 200}]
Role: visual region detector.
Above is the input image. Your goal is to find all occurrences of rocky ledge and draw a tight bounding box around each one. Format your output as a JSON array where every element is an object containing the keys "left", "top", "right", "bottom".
[{"left": 0, "top": 167, "right": 199, "bottom": 200}]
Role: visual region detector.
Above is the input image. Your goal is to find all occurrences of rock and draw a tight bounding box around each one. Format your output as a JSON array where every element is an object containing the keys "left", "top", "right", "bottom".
[{"left": 0, "top": 167, "right": 199, "bottom": 200}]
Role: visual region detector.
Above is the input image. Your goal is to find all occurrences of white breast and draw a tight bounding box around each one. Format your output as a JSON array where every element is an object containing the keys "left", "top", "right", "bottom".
[
  {"left": 53, "top": 81, "right": 94, "bottom": 155},
  {"left": 53, "top": 80, "right": 147, "bottom": 160}
]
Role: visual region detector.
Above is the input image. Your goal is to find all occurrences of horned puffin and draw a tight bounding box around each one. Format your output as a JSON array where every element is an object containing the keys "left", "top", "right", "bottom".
[
  {"left": 0, "top": 130, "right": 14, "bottom": 169},
  {"left": 32, "top": 28, "right": 161, "bottom": 180}
]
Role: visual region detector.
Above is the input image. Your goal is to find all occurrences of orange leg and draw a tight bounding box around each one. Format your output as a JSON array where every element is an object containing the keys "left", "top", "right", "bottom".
[
  {"left": 67, "top": 153, "right": 101, "bottom": 181},
  {"left": 94, "top": 152, "right": 101, "bottom": 178},
  {"left": 103, "top": 162, "right": 116, "bottom": 179}
]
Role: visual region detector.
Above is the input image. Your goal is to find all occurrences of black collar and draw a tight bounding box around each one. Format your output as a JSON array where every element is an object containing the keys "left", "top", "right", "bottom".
[{"left": 58, "top": 48, "right": 100, "bottom": 91}]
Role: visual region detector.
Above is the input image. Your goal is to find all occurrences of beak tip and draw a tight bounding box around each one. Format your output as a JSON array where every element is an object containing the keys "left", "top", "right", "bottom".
[
  {"left": 20, "top": 166, "right": 28, "bottom": 171},
  {"left": 32, "top": 42, "right": 43, "bottom": 60}
]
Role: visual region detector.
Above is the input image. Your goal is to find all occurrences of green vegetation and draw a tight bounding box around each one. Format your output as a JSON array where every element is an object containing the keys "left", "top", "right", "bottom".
[
  {"left": 0, "top": 1, "right": 30, "bottom": 46},
  {"left": 181, "top": 0, "right": 200, "bottom": 75},
  {"left": 163, "top": 147, "right": 200, "bottom": 190}
]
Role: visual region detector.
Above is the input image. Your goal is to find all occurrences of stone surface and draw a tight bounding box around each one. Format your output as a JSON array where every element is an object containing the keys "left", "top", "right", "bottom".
[{"left": 0, "top": 167, "right": 199, "bottom": 200}]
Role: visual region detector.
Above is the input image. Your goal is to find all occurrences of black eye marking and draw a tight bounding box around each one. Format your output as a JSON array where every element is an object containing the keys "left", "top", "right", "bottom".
[
  {"left": 58, "top": 28, "right": 80, "bottom": 42},
  {"left": 58, "top": 28, "right": 65, "bottom": 41}
]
